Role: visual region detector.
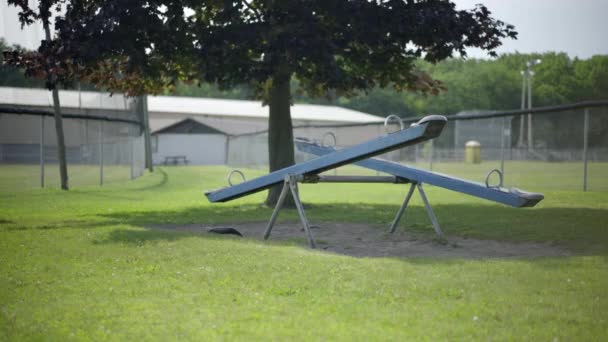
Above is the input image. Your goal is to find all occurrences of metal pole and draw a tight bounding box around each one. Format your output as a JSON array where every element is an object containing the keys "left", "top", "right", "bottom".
[
  {"left": 417, "top": 183, "right": 444, "bottom": 238},
  {"left": 500, "top": 116, "right": 505, "bottom": 177},
  {"left": 263, "top": 180, "right": 291, "bottom": 240},
  {"left": 40, "top": 116, "right": 45, "bottom": 188},
  {"left": 429, "top": 140, "right": 434, "bottom": 171},
  {"left": 224, "top": 136, "right": 230, "bottom": 165},
  {"left": 389, "top": 183, "right": 416, "bottom": 233},
  {"left": 583, "top": 108, "right": 589, "bottom": 192},
  {"left": 527, "top": 72, "right": 533, "bottom": 151},
  {"left": 518, "top": 71, "right": 526, "bottom": 147},
  {"left": 129, "top": 134, "right": 134, "bottom": 180},
  {"left": 288, "top": 176, "right": 317, "bottom": 249},
  {"left": 141, "top": 96, "right": 154, "bottom": 172},
  {"left": 99, "top": 121, "right": 104, "bottom": 186}
]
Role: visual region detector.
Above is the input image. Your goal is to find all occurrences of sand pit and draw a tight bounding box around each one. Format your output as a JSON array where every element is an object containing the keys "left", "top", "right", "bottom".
[{"left": 150, "top": 221, "right": 571, "bottom": 259}]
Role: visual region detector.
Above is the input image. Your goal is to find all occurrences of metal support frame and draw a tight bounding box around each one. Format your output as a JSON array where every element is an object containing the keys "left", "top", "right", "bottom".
[
  {"left": 389, "top": 182, "right": 444, "bottom": 238},
  {"left": 263, "top": 174, "right": 444, "bottom": 249},
  {"left": 416, "top": 183, "right": 444, "bottom": 237},
  {"left": 263, "top": 175, "right": 317, "bottom": 248},
  {"left": 389, "top": 183, "right": 416, "bottom": 233}
]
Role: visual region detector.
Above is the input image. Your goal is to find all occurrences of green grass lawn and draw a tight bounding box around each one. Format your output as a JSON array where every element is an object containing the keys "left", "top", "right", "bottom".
[
  {"left": 0, "top": 164, "right": 135, "bottom": 192},
  {"left": 329, "top": 160, "right": 608, "bottom": 191},
  {"left": 2, "top": 160, "right": 608, "bottom": 192},
  {"left": 1, "top": 166, "right": 607, "bottom": 340}
]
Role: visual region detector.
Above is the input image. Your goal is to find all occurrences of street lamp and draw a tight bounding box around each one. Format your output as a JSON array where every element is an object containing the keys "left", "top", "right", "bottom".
[
  {"left": 518, "top": 70, "right": 526, "bottom": 147},
  {"left": 519, "top": 59, "right": 542, "bottom": 150}
]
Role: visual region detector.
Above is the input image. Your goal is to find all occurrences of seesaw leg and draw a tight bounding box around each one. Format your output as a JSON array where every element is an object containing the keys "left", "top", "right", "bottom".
[
  {"left": 417, "top": 183, "right": 444, "bottom": 238},
  {"left": 263, "top": 179, "right": 290, "bottom": 240},
  {"left": 263, "top": 175, "right": 317, "bottom": 249},
  {"left": 389, "top": 182, "right": 416, "bottom": 234},
  {"left": 288, "top": 175, "right": 317, "bottom": 249}
]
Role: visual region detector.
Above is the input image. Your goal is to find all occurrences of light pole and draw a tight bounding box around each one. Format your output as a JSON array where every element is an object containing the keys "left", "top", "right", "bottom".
[
  {"left": 518, "top": 59, "right": 541, "bottom": 150},
  {"left": 526, "top": 59, "right": 541, "bottom": 150},
  {"left": 518, "top": 70, "right": 526, "bottom": 147}
]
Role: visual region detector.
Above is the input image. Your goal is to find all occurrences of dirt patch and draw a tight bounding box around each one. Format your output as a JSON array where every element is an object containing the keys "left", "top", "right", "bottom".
[{"left": 150, "top": 222, "right": 571, "bottom": 259}]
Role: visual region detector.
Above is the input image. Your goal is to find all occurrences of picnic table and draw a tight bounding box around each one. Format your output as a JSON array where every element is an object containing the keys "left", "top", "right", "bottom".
[{"left": 163, "top": 155, "right": 189, "bottom": 165}]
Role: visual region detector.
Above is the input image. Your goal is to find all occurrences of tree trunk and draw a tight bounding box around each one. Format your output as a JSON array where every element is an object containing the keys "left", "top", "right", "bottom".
[
  {"left": 51, "top": 86, "right": 69, "bottom": 190},
  {"left": 140, "top": 95, "right": 154, "bottom": 172},
  {"left": 43, "top": 19, "right": 69, "bottom": 190},
  {"left": 264, "top": 73, "right": 296, "bottom": 207}
]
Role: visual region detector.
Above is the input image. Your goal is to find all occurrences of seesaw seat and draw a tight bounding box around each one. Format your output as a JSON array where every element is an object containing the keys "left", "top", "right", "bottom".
[
  {"left": 295, "top": 139, "right": 544, "bottom": 208},
  {"left": 508, "top": 188, "right": 544, "bottom": 207}
]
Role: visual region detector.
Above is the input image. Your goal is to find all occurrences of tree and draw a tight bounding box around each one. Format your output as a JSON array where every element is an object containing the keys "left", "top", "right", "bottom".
[
  {"left": 573, "top": 55, "right": 608, "bottom": 101},
  {"left": 4, "top": 0, "right": 69, "bottom": 190},
  {"left": 4, "top": 0, "right": 516, "bottom": 204},
  {"left": 0, "top": 39, "right": 45, "bottom": 88}
]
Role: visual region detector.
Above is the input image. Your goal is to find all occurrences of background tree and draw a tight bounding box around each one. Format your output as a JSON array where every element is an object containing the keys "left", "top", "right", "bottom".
[
  {"left": 4, "top": 0, "right": 516, "bottom": 204},
  {"left": 0, "top": 39, "right": 45, "bottom": 88},
  {"left": 5, "top": 0, "right": 70, "bottom": 190},
  {"left": 167, "top": 53, "right": 608, "bottom": 119}
]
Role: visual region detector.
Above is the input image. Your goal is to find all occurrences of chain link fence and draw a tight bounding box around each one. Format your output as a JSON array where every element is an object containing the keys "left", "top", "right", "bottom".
[
  {"left": 227, "top": 101, "right": 608, "bottom": 192},
  {"left": 0, "top": 96, "right": 146, "bottom": 192}
]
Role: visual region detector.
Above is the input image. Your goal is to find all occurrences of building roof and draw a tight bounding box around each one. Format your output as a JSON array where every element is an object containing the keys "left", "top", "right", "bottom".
[
  {"left": 0, "top": 86, "right": 382, "bottom": 124},
  {"left": 148, "top": 96, "right": 382, "bottom": 123},
  {"left": 0, "top": 86, "right": 131, "bottom": 110},
  {"left": 152, "top": 118, "right": 227, "bottom": 135}
]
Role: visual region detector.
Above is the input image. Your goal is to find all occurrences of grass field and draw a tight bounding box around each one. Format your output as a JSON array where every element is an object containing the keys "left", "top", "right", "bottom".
[
  {"left": 2, "top": 160, "right": 608, "bottom": 192},
  {"left": 329, "top": 160, "right": 608, "bottom": 191},
  {"left": 0, "top": 164, "right": 137, "bottom": 192},
  {"left": 1, "top": 165, "right": 607, "bottom": 340}
]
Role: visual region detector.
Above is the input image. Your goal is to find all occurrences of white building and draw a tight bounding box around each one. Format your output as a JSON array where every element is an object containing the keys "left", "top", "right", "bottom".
[
  {"left": 151, "top": 118, "right": 229, "bottom": 165},
  {"left": 0, "top": 87, "right": 382, "bottom": 165},
  {"left": 146, "top": 95, "right": 382, "bottom": 135}
]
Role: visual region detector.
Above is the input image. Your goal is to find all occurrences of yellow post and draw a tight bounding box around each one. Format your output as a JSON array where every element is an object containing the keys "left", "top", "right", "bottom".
[{"left": 465, "top": 140, "right": 481, "bottom": 164}]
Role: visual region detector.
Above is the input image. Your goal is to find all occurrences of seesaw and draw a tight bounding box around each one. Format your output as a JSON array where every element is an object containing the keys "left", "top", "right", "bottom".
[
  {"left": 295, "top": 138, "right": 543, "bottom": 241},
  {"left": 205, "top": 115, "right": 543, "bottom": 248},
  {"left": 206, "top": 115, "right": 446, "bottom": 203},
  {"left": 205, "top": 115, "right": 445, "bottom": 247}
]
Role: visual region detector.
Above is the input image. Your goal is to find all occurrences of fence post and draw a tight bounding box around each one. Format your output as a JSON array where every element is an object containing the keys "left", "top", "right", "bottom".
[
  {"left": 583, "top": 108, "right": 589, "bottom": 192},
  {"left": 500, "top": 116, "right": 506, "bottom": 179},
  {"left": 99, "top": 121, "right": 104, "bottom": 186},
  {"left": 130, "top": 134, "right": 134, "bottom": 180},
  {"left": 40, "top": 116, "right": 45, "bottom": 188},
  {"left": 429, "top": 140, "right": 434, "bottom": 171},
  {"left": 141, "top": 96, "right": 154, "bottom": 172}
]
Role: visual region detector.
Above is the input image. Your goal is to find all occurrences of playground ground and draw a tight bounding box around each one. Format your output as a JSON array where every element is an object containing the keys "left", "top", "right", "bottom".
[{"left": 1, "top": 165, "right": 607, "bottom": 340}]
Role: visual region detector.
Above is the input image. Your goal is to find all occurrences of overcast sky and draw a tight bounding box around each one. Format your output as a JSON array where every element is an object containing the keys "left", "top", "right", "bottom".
[
  {"left": 2, "top": 0, "right": 607, "bottom": 59},
  {"left": 452, "top": 0, "right": 608, "bottom": 59}
]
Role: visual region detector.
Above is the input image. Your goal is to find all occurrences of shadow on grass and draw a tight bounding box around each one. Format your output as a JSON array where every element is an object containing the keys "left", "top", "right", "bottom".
[
  {"left": 63, "top": 169, "right": 170, "bottom": 201},
  {"left": 130, "top": 167, "right": 169, "bottom": 192},
  {"left": 92, "top": 226, "right": 231, "bottom": 245},
  {"left": 4, "top": 219, "right": 120, "bottom": 231},
  {"left": 95, "top": 202, "right": 608, "bottom": 255}
]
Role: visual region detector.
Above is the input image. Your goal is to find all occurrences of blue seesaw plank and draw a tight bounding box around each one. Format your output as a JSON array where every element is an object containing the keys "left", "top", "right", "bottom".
[
  {"left": 295, "top": 140, "right": 544, "bottom": 208},
  {"left": 205, "top": 115, "right": 447, "bottom": 202}
]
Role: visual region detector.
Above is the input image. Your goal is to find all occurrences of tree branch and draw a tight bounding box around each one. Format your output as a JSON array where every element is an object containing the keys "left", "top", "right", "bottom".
[{"left": 241, "top": 0, "right": 262, "bottom": 22}]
